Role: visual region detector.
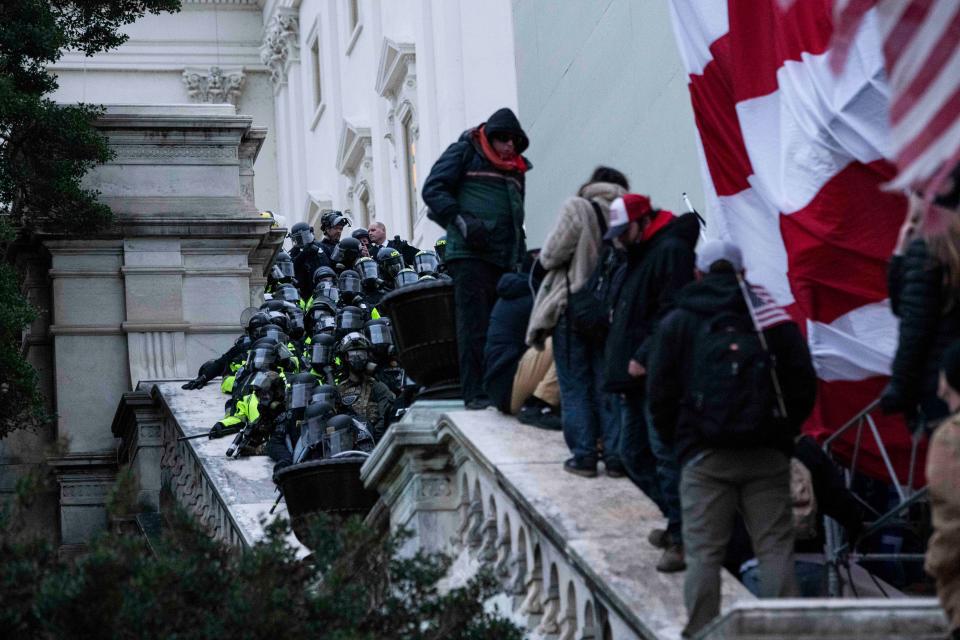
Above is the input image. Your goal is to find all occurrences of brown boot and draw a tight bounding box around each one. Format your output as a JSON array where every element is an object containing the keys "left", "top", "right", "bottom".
[{"left": 656, "top": 544, "right": 686, "bottom": 573}]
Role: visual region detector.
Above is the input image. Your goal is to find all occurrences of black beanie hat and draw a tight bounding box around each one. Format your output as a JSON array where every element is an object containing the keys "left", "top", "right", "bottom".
[{"left": 941, "top": 340, "right": 960, "bottom": 392}]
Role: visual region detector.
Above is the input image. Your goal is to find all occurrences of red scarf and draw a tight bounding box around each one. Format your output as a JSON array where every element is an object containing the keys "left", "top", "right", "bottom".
[{"left": 474, "top": 126, "right": 528, "bottom": 174}]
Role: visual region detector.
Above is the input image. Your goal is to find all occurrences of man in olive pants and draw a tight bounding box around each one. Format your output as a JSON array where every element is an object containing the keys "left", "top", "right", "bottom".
[
  {"left": 647, "top": 241, "right": 817, "bottom": 637},
  {"left": 679, "top": 448, "right": 796, "bottom": 633}
]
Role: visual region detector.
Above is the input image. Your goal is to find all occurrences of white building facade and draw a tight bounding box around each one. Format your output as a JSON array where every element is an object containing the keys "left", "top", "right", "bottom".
[{"left": 50, "top": 0, "right": 703, "bottom": 252}]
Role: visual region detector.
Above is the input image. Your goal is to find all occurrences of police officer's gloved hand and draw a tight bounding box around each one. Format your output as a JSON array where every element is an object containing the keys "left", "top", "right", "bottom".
[
  {"left": 208, "top": 421, "right": 228, "bottom": 439},
  {"left": 182, "top": 375, "right": 208, "bottom": 390},
  {"left": 454, "top": 213, "right": 489, "bottom": 250}
]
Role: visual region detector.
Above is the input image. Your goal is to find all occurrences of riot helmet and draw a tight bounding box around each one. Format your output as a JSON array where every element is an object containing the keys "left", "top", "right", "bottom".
[
  {"left": 365, "top": 318, "right": 394, "bottom": 358},
  {"left": 376, "top": 247, "right": 404, "bottom": 280},
  {"left": 320, "top": 211, "right": 351, "bottom": 232},
  {"left": 286, "top": 373, "right": 317, "bottom": 414},
  {"left": 355, "top": 256, "right": 379, "bottom": 287},
  {"left": 266, "top": 311, "right": 290, "bottom": 334},
  {"left": 336, "top": 306, "right": 366, "bottom": 337},
  {"left": 338, "top": 269, "right": 361, "bottom": 299},
  {"left": 275, "top": 284, "right": 301, "bottom": 305},
  {"left": 394, "top": 267, "right": 419, "bottom": 289},
  {"left": 309, "top": 333, "right": 337, "bottom": 368},
  {"left": 307, "top": 303, "right": 337, "bottom": 334},
  {"left": 313, "top": 282, "right": 340, "bottom": 307},
  {"left": 330, "top": 236, "right": 361, "bottom": 267},
  {"left": 247, "top": 338, "right": 279, "bottom": 371},
  {"left": 289, "top": 222, "right": 315, "bottom": 247},
  {"left": 413, "top": 251, "right": 439, "bottom": 277},
  {"left": 273, "top": 250, "right": 295, "bottom": 279},
  {"left": 322, "top": 414, "right": 358, "bottom": 457},
  {"left": 287, "top": 310, "right": 306, "bottom": 340},
  {"left": 312, "top": 266, "right": 337, "bottom": 287},
  {"left": 249, "top": 370, "right": 281, "bottom": 400},
  {"left": 351, "top": 227, "right": 370, "bottom": 246},
  {"left": 338, "top": 331, "right": 372, "bottom": 373},
  {"left": 434, "top": 236, "right": 447, "bottom": 262},
  {"left": 311, "top": 384, "right": 341, "bottom": 411},
  {"left": 246, "top": 311, "right": 271, "bottom": 336},
  {"left": 297, "top": 401, "right": 336, "bottom": 463}
]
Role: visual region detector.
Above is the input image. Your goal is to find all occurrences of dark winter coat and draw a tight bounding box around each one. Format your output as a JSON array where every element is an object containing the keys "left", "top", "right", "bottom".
[
  {"left": 387, "top": 237, "right": 420, "bottom": 266},
  {"left": 483, "top": 273, "right": 535, "bottom": 413},
  {"left": 602, "top": 213, "right": 700, "bottom": 393},
  {"left": 882, "top": 238, "right": 960, "bottom": 421},
  {"left": 422, "top": 109, "right": 531, "bottom": 270},
  {"left": 647, "top": 272, "right": 817, "bottom": 465}
]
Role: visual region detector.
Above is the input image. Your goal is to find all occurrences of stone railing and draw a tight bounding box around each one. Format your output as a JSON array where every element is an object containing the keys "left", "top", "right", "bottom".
[
  {"left": 113, "top": 380, "right": 289, "bottom": 549},
  {"left": 361, "top": 402, "right": 948, "bottom": 640},
  {"left": 361, "top": 401, "right": 755, "bottom": 640}
]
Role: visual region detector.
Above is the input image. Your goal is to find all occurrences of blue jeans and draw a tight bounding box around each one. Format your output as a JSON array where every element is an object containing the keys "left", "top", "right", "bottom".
[
  {"left": 552, "top": 315, "right": 620, "bottom": 463},
  {"left": 618, "top": 393, "right": 666, "bottom": 511},
  {"left": 619, "top": 392, "right": 682, "bottom": 539},
  {"left": 647, "top": 403, "right": 683, "bottom": 540}
]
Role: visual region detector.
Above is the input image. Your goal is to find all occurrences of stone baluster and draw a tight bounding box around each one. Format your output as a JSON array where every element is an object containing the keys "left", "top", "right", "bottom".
[
  {"left": 465, "top": 495, "right": 484, "bottom": 551},
  {"left": 537, "top": 579, "right": 561, "bottom": 637},
  {"left": 495, "top": 527, "right": 512, "bottom": 582},
  {"left": 520, "top": 567, "right": 544, "bottom": 629},
  {"left": 478, "top": 512, "right": 498, "bottom": 565}
]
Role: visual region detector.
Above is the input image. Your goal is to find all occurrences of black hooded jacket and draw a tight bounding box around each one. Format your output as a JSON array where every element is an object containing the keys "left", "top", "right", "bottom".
[
  {"left": 647, "top": 272, "right": 817, "bottom": 465},
  {"left": 483, "top": 272, "right": 536, "bottom": 413},
  {"left": 602, "top": 212, "right": 700, "bottom": 393}
]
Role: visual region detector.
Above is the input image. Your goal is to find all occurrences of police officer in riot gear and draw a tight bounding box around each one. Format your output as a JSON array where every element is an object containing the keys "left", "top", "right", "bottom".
[
  {"left": 336, "top": 305, "right": 366, "bottom": 339},
  {"left": 376, "top": 247, "right": 404, "bottom": 292},
  {"left": 354, "top": 256, "right": 383, "bottom": 304},
  {"left": 319, "top": 211, "right": 351, "bottom": 259},
  {"left": 266, "top": 372, "right": 316, "bottom": 472},
  {"left": 266, "top": 250, "right": 296, "bottom": 295},
  {"left": 290, "top": 221, "right": 331, "bottom": 299},
  {"left": 413, "top": 250, "right": 440, "bottom": 278},
  {"left": 394, "top": 267, "right": 419, "bottom": 289},
  {"left": 336, "top": 332, "right": 395, "bottom": 441},
  {"left": 330, "top": 236, "right": 362, "bottom": 272}
]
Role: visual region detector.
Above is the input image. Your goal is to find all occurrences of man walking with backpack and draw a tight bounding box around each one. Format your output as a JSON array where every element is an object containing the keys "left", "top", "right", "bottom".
[{"left": 647, "top": 240, "right": 817, "bottom": 638}]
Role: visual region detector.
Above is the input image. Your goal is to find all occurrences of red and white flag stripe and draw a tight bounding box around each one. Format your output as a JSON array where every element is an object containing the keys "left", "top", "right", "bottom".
[
  {"left": 669, "top": 0, "right": 918, "bottom": 482},
  {"left": 821, "top": 0, "right": 960, "bottom": 192}
]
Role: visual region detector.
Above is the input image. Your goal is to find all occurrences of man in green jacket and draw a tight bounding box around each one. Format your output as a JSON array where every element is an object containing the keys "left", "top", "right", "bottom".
[{"left": 422, "top": 107, "right": 531, "bottom": 409}]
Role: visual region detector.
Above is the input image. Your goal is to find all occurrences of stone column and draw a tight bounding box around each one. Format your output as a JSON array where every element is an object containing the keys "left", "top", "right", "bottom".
[{"left": 39, "top": 104, "right": 283, "bottom": 554}]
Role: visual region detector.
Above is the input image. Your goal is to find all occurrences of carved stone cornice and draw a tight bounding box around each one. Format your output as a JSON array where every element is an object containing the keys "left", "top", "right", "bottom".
[
  {"left": 375, "top": 39, "right": 416, "bottom": 100},
  {"left": 182, "top": 66, "right": 246, "bottom": 105},
  {"left": 259, "top": 9, "right": 299, "bottom": 90}
]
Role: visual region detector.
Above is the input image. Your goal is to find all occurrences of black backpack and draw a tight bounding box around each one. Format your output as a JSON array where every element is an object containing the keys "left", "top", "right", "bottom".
[
  {"left": 565, "top": 201, "right": 615, "bottom": 338},
  {"left": 686, "top": 310, "right": 783, "bottom": 447}
]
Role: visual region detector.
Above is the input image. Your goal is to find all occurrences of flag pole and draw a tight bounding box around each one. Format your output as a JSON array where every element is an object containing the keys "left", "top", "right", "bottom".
[{"left": 735, "top": 272, "right": 789, "bottom": 420}]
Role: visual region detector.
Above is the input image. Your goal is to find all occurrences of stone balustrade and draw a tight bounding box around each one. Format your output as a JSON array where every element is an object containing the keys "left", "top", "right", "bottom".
[
  {"left": 361, "top": 401, "right": 755, "bottom": 640},
  {"left": 113, "top": 381, "right": 293, "bottom": 550}
]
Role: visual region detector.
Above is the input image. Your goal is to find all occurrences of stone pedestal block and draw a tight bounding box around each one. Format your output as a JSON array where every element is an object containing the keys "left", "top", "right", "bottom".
[{"left": 30, "top": 104, "right": 284, "bottom": 554}]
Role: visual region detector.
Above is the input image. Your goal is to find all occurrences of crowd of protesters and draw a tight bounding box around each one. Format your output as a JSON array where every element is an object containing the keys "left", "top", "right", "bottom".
[
  {"left": 422, "top": 107, "right": 960, "bottom": 638},
  {"left": 182, "top": 105, "right": 960, "bottom": 638}
]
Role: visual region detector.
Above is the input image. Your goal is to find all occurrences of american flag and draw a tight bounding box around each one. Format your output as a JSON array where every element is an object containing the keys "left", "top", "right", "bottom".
[
  {"left": 747, "top": 283, "right": 794, "bottom": 330},
  {"left": 807, "top": 0, "right": 960, "bottom": 194}
]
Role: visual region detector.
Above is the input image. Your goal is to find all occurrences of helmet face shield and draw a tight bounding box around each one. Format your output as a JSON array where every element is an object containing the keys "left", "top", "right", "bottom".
[
  {"left": 311, "top": 340, "right": 334, "bottom": 366},
  {"left": 315, "top": 283, "right": 339, "bottom": 306},
  {"left": 288, "top": 380, "right": 315, "bottom": 410},
  {"left": 367, "top": 323, "right": 393, "bottom": 347},
  {"left": 394, "top": 269, "right": 418, "bottom": 289},
  {"left": 277, "top": 286, "right": 300, "bottom": 304},
  {"left": 311, "top": 386, "right": 339, "bottom": 408},
  {"left": 414, "top": 252, "right": 439, "bottom": 276},
  {"left": 260, "top": 325, "right": 288, "bottom": 343},
  {"left": 291, "top": 228, "right": 315, "bottom": 247},
  {"left": 276, "top": 260, "right": 295, "bottom": 278},
  {"left": 338, "top": 271, "right": 361, "bottom": 295},
  {"left": 250, "top": 371, "right": 275, "bottom": 394},
  {"left": 356, "top": 258, "right": 379, "bottom": 285},
  {"left": 249, "top": 346, "right": 277, "bottom": 370},
  {"left": 338, "top": 307, "right": 365, "bottom": 333}
]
